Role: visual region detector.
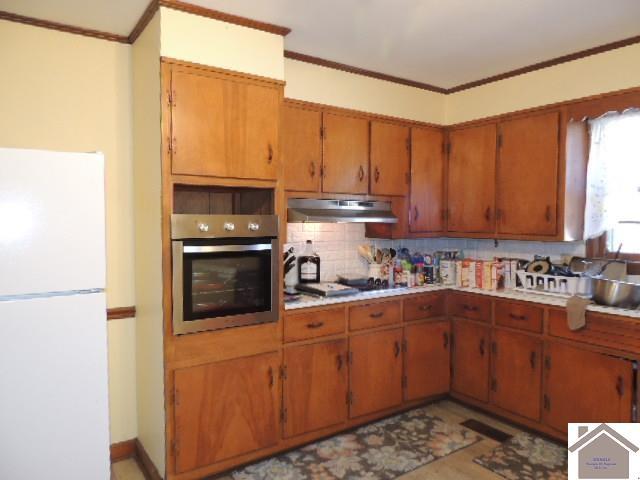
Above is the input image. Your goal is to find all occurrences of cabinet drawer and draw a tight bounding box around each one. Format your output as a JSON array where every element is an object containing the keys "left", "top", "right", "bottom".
[
  {"left": 284, "top": 307, "right": 346, "bottom": 342},
  {"left": 448, "top": 293, "right": 491, "bottom": 322},
  {"left": 495, "top": 301, "right": 543, "bottom": 333},
  {"left": 548, "top": 309, "right": 640, "bottom": 354},
  {"left": 403, "top": 293, "right": 446, "bottom": 322},
  {"left": 350, "top": 300, "right": 401, "bottom": 331}
]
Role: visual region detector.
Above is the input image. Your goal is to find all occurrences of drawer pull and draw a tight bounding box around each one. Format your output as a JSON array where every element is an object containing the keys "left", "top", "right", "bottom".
[
  {"left": 369, "top": 312, "right": 384, "bottom": 319},
  {"left": 462, "top": 304, "right": 478, "bottom": 312},
  {"left": 307, "top": 321, "right": 324, "bottom": 329},
  {"left": 530, "top": 351, "right": 537, "bottom": 370},
  {"left": 616, "top": 376, "right": 625, "bottom": 397},
  {"left": 394, "top": 341, "right": 401, "bottom": 358},
  {"left": 337, "top": 354, "right": 344, "bottom": 371},
  {"left": 443, "top": 332, "right": 449, "bottom": 349},
  {"left": 509, "top": 313, "right": 528, "bottom": 321},
  {"left": 419, "top": 304, "right": 433, "bottom": 311},
  {"left": 268, "top": 367, "right": 274, "bottom": 388},
  {"left": 479, "top": 338, "right": 486, "bottom": 356}
]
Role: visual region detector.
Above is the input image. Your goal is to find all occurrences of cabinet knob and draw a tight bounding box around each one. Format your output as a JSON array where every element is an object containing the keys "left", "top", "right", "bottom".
[
  {"left": 248, "top": 223, "right": 260, "bottom": 232},
  {"left": 545, "top": 205, "right": 552, "bottom": 222},
  {"left": 394, "top": 341, "right": 401, "bottom": 358},
  {"left": 374, "top": 166, "right": 380, "bottom": 183},
  {"left": 484, "top": 207, "right": 491, "bottom": 222},
  {"left": 414, "top": 206, "right": 419, "bottom": 222},
  {"left": 309, "top": 162, "right": 316, "bottom": 178},
  {"left": 443, "top": 332, "right": 449, "bottom": 349},
  {"left": 267, "top": 144, "right": 273, "bottom": 164},
  {"left": 223, "top": 222, "right": 235, "bottom": 232},
  {"left": 479, "top": 338, "right": 485, "bottom": 356},
  {"left": 358, "top": 165, "right": 365, "bottom": 182}
]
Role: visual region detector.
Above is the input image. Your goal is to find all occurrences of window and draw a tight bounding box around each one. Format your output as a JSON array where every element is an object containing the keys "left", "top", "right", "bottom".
[{"left": 585, "top": 110, "right": 640, "bottom": 265}]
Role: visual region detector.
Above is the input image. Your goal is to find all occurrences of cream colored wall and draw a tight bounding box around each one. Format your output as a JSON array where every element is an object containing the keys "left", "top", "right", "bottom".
[
  {"left": 445, "top": 43, "right": 640, "bottom": 124},
  {"left": 132, "top": 13, "right": 166, "bottom": 475},
  {"left": 0, "top": 20, "right": 137, "bottom": 444},
  {"left": 160, "top": 6, "right": 285, "bottom": 80},
  {"left": 285, "top": 58, "right": 446, "bottom": 124}
]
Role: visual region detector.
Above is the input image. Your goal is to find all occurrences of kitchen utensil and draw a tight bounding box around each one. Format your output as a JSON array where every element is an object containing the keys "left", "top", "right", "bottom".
[
  {"left": 375, "top": 249, "right": 383, "bottom": 264},
  {"left": 525, "top": 257, "right": 552, "bottom": 274},
  {"left": 296, "top": 282, "right": 359, "bottom": 297},
  {"left": 284, "top": 255, "right": 296, "bottom": 274},
  {"left": 358, "top": 245, "right": 373, "bottom": 263},
  {"left": 283, "top": 246, "right": 294, "bottom": 261},
  {"left": 591, "top": 277, "right": 640, "bottom": 309},
  {"left": 336, "top": 273, "right": 369, "bottom": 287},
  {"left": 390, "top": 248, "right": 396, "bottom": 259}
]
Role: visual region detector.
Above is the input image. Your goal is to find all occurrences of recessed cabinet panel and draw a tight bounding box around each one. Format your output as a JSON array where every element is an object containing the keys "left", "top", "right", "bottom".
[
  {"left": 447, "top": 124, "right": 497, "bottom": 234},
  {"left": 404, "top": 321, "right": 450, "bottom": 400},
  {"left": 451, "top": 319, "right": 490, "bottom": 402},
  {"left": 322, "top": 113, "right": 369, "bottom": 194},
  {"left": 497, "top": 112, "right": 560, "bottom": 235},
  {"left": 370, "top": 121, "right": 410, "bottom": 196},
  {"left": 283, "top": 340, "right": 349, "bottom": 438},
  {"left": 410, "top": 127, "right": 445, "bottom": 233},
  {"left": 283, "top": 104, "right": 322, "bottom": 192},
  {"left": 173, "top": 353, "right": 279, "bottom": 473}
]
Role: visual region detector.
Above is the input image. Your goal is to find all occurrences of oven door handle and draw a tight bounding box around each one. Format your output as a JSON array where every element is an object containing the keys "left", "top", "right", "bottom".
[{"left": 183, "top": 244, "right": 272, "bottom": 254}]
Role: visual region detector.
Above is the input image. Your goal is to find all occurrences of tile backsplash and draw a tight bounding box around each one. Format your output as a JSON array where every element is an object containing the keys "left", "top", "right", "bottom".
[{"left": 286, "top": 223, "right": 586, "bottom": 282}]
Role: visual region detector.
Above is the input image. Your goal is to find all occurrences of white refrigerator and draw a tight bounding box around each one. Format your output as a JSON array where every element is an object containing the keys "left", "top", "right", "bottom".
[{"left": 0, "top": 148, "right": 111, "bottom": 479}]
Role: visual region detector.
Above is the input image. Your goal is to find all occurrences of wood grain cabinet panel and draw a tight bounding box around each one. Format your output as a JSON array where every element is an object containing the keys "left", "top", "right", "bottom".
[
  {"left": 370, "top": 121, "right": 410, "bottom": 196},
  {"left": 403, "top": 293, "right": 446, "bottom": 322},
  {"left": 282, "top": 104, "right": 322, "bottom": 192},
  {"left": 322, "top": 113, "right": 369, "bottom": 194},
  {"left": 543, "top": 342, "right": 633, "bottom": 433},
  {"left": 284, "top": 307, "right": 346, "bottom": 343},
  {"left": 349, "top": 328, "right": 403, "bottom": 418},
  {"left": 497, "top": 112, "right": 560, "bottom": 236},
  {"left": 448, "top": 293, "right": 491, "bottom": 322},
  {"left": 170, "top": 67, "right": 280, "bottom": 180},
  {"left": 447, "top": 124, "right": 497, "bottom": 234},
  {"left": 451, "top": 319, "right": 490, "bottom": 402},
  {"left": 404, "top": 321, "right": 450, "bottom": 401},
  {"left": 349, "top": 300, "right": 401, "bottom": 331},
  {"left": 173, "top": 352, "right": 280, "bottom": 473},
  {"left": 494, "top": 300, "right": 543, "bottom": 333},
  {"left": 283, "top": 340, "right": 348, "bottom": 438},
  {"left": 410, "top": 127, "right": 446, "bottom": 233},
  {"left": 491, "top": 330, "right": 542, "bottom": 421}
]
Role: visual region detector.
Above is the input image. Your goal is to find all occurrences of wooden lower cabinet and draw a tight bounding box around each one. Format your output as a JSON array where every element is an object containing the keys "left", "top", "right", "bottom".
[
  {"left": 404, "top": 321, "right": 450, "bottom": 401},
  {"left": 282, "top": 340, "right": 349, "bottom": 438},
  {"left": 349, "top": 328, "right": 403, "bottom": 418},
  {"left": 451, "top": 319, "right": 490, "bottom": 402},
  {"left": 173, "top": 352, "right": 280, "bottom": 473},
  {"left": 491, "top": 329, "right": 542, "bottom": 421},
  {"left": 543, "top": 342, "right": 634, "bottom": 433}
]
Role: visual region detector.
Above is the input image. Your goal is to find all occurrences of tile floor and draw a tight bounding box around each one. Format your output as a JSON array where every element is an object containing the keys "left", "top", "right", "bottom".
[{"left": 111, "top": 400, "right": 565, "bottom": 480}]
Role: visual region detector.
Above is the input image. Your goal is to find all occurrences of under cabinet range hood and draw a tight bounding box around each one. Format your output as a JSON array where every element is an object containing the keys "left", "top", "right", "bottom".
[{"left": 287, "top": 198, "right": 398, "bottom": 224}]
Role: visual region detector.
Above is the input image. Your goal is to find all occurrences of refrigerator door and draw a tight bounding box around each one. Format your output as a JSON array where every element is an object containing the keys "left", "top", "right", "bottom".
[
  {"left": 0, "top": 292, "right": 110, "bottom": 480},
  {"left": 0, "top": 148, "right": 106, "bottom": 296}
]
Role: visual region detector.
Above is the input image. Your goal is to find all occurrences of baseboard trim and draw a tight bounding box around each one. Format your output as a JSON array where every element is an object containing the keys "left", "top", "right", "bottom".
[
  {"left": 135, "top": 439, "right": 163, "bottom": 480},
  {"left": 110, "top": 439, "right": 137, "bottom": 462},
  {"left": 111, "top": 438, "right": 162, "bottom": 480}
]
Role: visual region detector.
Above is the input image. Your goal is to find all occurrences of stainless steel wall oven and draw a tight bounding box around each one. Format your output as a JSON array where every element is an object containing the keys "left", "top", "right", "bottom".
[{"left": 171, "top": 214, "right": 279, "bottom": 335}]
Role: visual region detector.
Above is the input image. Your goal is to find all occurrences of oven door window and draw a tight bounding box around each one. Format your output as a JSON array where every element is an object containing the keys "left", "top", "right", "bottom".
[{"left": 182, "top": 243, "right": 272, "bottom": 321}]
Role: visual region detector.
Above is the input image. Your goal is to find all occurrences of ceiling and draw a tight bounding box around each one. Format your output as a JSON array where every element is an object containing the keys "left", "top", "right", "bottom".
[{"left": 2, "top": 0, "right": 640, "bottom": 88}]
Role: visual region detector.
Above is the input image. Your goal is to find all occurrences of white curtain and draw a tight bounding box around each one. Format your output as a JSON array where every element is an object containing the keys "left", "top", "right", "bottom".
[{"left": 584, "top": 109, "right": 640, "bottom": 239}]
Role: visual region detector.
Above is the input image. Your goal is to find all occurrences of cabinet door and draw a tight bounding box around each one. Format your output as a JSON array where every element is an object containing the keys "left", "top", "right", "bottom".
[
  {"left": 350, "top": 328, "right": 403, "bottom": 418},
  {"left": 451, "top": 319, "right": 490, "bottom": 402},
  {"left": 543, "top": 342, "right": 633, "bottom": 433},
  {"left": 173, "top": 353, "right": 279, "bottom": 473},
  {"left": 322, "top": 113, "right": 369, "bottom": 194},
  {"left": 283, "top": 340, "right": 348, "bottom": 438},
  {"left": 410, "top": 127, "right": 445, "bottom": 233},
  {"left": 171, "top": 68, "right": 279, "bottom": 180},
  {"left": 370, "top": 122, "right": 410, "bottom": 196},
  {"left": 447, "top": 124, "right": 497, "bottom": 233},
  {"left": 491, "top": 330, "right": 542, "bottom": 421},
  {"left": 497, "top": 112, "right": 559, "bottom": 235},
  {"left": 404, "top": 321, "right": 450, "bottom": 401},
  {"left": 282, "top": 104, "right": 322, "bottom": 192}
]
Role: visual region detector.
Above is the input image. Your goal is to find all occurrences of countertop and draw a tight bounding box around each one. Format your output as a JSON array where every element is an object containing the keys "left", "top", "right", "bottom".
[{"left": 284, "top": 285, "right": 640, "bottom": 318}]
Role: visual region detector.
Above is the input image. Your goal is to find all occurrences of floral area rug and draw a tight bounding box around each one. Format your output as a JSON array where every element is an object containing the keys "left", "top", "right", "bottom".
[
  {"left": 229, "top": 406, "right": 481, "bottom": 479},
  {"left": 473, "top": 432, "right": 568, "bottom": 480}
]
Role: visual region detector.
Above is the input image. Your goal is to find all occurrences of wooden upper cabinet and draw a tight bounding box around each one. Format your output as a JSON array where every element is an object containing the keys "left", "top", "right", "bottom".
[
  {"left": 447, "top": 124, "right": 497, "bottom": 234},
  {"left": 404, "top": 321, "right": 450, "bottom": 401},
  {"left": 173, "top": 352, "right": 279, "bottom": 473},
  {"left": 410, "top": 127, "right": 445, "bottom": 233},
  {"left": 322, "top": 113, "right": 369, "bottom": 194},
  {"left": 497, "top": 112, "right": 560, "bottom": 236},
  {"left": 543, "top": 342, "right": 633, "bottom": 433},
  {"left": 283, "top": 340, "right": 348, "bottom": 438},
  {"left": 349, "top": 328, "right": 403, "bottom": 418},
  {"left": 370, "top": 122, "right": 410, "bottom": 196},
  {"left": 491, "top": 330, "right": 542, "bottom": 421},
  {"left": 282, "top": 104, "right": 322, "bottom": 192},
  {"left": 170, "top": 66, "right": 280, "bottom": 180},
  {"left": 451, "top": 319, "right": 490, "bottom": 402}
]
